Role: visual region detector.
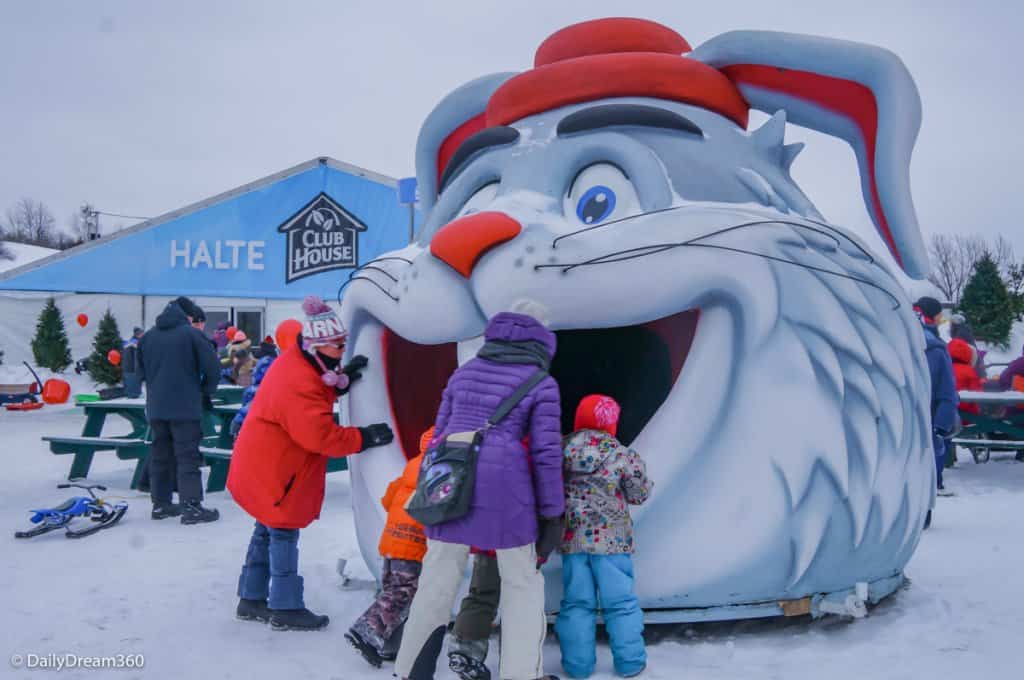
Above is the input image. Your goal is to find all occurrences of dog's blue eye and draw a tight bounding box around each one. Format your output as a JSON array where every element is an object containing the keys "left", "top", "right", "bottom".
[{"left": 576, "top": 186, "right": 616, "bottom": 224}]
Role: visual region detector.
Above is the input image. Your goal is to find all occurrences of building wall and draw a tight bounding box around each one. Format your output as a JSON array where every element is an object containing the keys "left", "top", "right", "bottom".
[
  {"left": 0, "top": 292, "right": 316, "bottom": 368},
  {"left": 0, "top": 292, "right": 143, "bottom": 368}
]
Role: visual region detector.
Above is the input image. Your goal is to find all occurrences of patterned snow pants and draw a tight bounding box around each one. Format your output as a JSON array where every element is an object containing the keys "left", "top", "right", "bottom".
[{"left": 350, "top": 557, "right": 422, "bottom": 655}]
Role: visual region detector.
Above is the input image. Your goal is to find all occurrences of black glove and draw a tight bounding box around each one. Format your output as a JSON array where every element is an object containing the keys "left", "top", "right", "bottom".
[
  {"left": 202, "top": 395, "right": 214, "bottom": 411},
  {"left": 535, "top": 515, "right": 564, "bottom": 567},
  {"left": 342, "top": 355, "right": 369, "bottom": 385},
  {"left": 358, "top": 423, "right": 394, "bottom": 451}
]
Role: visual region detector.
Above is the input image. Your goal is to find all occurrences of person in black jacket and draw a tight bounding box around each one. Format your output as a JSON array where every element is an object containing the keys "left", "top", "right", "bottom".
[
  {"left": 138, "top": 297, "right": 223, "bottom": 524},
  {"left": 914, "top": 297, "right": 959, "bottom": 528},
  {"left": 121, "top": 327, "right": 145, "bottom": 398}
]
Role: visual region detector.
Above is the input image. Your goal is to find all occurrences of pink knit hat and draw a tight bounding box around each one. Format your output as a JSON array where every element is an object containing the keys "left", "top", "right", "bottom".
[{"left": 301, "top": 295, "right": 348, "bottom": 348}]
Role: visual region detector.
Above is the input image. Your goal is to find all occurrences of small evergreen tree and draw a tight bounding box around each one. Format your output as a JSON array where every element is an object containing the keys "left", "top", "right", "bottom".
[
  {"left": 87, "top": 309, "right": 124, "bottom": 386},
  {"left": 31, "top": 297, "right": 72, "bottom": 372},
  {"left": 960, "top": 254, "right": 1014, "bottom": 347}
]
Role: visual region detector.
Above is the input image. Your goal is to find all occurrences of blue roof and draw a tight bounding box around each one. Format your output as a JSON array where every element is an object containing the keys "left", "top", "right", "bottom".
[{"left": 0, "top": 158, "right": 420, "bottom": 300}]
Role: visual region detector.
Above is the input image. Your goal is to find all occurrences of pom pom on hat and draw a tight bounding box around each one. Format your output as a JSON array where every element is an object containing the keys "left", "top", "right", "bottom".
[{"left": 302, "top": 295, "right": 333, "bottom": 316}]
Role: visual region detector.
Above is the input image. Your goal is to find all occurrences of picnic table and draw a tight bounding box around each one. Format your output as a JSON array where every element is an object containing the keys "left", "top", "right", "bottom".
[
  {"left": 215, "top": 384, "right": 246, "bottom": 405},
  {"left": 44, "top": 392, "right": 347, "bottom": 492},
  {"left": 953, "top": 390, "right": 1024, "bottom": 463},
  {"left": 43, "top": 398, "right": 151, "bottom": 483},
  {"left": 203, "top": 402, "right": 349, "bottom": 474}
]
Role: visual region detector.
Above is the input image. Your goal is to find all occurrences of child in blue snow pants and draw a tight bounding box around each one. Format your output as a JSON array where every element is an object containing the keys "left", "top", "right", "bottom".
[
  {"left": 556, "top": 395, "right": 653, "bottom": 678},
  {"left": 237, "top": 522, "right": 304, "bottom": 609},
  {"left": 557, "top": 553, "right": 646, "bottom": 677}
]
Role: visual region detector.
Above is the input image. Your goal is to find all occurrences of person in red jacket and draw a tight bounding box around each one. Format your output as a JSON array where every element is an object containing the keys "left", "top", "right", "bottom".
[
  {"left": 228, "top": 296, "right": 394, "bottom": 631},
  {"left": 948, "top": 338, "right": 982, "bottom": 416}
]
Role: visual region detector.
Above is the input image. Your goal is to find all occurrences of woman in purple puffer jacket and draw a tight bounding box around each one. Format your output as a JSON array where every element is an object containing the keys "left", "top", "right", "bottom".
[{"left": 395, "top": 312, "right": 564, "bottom": 680}]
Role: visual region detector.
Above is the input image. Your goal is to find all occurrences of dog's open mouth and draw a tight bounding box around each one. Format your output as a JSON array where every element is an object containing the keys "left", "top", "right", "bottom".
[{"left": 380, "top": 309, "right": 700, "bottom": 458}]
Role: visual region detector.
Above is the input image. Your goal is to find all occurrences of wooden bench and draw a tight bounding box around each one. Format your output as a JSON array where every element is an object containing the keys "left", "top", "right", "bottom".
[{"left": 43, "top": 436, "right": 149, "bottom": 481}]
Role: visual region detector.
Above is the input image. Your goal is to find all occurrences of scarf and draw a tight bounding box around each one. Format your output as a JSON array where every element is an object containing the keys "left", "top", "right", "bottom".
[{"left": 476, "top": 339, "right": 551, "bottom": 370}]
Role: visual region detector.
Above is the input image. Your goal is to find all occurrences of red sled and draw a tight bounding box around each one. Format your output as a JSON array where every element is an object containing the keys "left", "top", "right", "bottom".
[{"left": 5, "top": 401, "right": 44, "bottom": 411}]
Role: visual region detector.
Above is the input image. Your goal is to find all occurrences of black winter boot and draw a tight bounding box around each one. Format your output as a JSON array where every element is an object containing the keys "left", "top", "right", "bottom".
[
  {"left": 236, "top": 598, "right": 271, "bottom": 623},
  {"left": 270, "top": 608, "right": 329, "bottom": 631},
  {"left": 345, "top": 628, "right": 383, "bottom": 668},
  {"left": 448, "top": 636, "right": 491, "bottom": 680},
  {"left": 180, "top": 500, "right": 219, "bottom": 524},
  {"left": 151, "top": 502, "right": 182, "bottom": 520}
]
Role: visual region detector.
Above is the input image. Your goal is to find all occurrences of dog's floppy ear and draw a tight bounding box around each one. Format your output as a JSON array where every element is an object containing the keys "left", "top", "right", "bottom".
[
  {"left": 414, "top": 72, "right": 517, "bottom": 213},
  {"left": 692, "top": 31, "right": 928, "bottom": 279}
]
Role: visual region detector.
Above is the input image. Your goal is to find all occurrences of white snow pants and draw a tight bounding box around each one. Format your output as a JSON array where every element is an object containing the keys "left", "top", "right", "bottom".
[{"left": 394, "top": 539, "right": 547, "bottom": 680}]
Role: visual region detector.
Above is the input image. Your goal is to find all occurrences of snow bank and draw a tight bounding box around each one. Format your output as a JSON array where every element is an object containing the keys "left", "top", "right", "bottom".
[{"left": 0, "top": 241, "right": 57, "bottom": 274}]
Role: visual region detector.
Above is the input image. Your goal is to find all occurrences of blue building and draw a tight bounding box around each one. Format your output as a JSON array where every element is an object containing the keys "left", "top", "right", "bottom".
[{"left": 0, "top": 157, "right": 416, "bottom": 365}]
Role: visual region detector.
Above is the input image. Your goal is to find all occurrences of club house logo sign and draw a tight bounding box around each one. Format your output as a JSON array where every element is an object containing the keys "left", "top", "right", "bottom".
[{"left": 278, "top": 193, "right": 367, "bottom": 283}]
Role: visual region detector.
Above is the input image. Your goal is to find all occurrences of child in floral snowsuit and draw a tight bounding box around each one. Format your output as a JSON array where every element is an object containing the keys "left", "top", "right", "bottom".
[
  {"left": 556, "top": 395, "right": 653, "bottom": 679},
  {"left": 345, "top": 428, "right": 431, "bottom": 667}
]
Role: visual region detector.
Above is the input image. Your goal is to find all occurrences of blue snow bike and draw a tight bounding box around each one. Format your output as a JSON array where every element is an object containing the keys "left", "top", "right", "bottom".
[{"left": 15, "top": 484, "right": 128, "bottom": 539}]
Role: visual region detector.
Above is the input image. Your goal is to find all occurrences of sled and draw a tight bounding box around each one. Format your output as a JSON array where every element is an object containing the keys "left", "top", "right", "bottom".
[
  {"left": 0, "top": 361, "right": 42, "bottom": 406},
  {"left": 74, "top": 393, "right": 101, "bottom": 404},
  {"left": 5, "top": 401, "right": 44, "bottom": 411},
  {"left": 14, "top": 483, "right": 128, "bottom": 540}
]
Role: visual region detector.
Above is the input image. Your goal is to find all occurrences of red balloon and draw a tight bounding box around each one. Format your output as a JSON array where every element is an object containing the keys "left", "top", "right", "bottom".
[
  {"left": 107, "top": 349, "right": 121, "bottom": 366},
  {"left": 76, "top": 313, "right": 88, "bottom": 328},
  {"left": 226, "top": 326, "right": 238, "bottom": 341},
  {"left": 275, "top": 319, "right": 303, "bottom": 351}
]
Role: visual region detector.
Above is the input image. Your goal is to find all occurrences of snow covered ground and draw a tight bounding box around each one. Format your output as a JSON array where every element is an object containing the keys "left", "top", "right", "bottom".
[
  {"left": 2, "top": 407, "right": 1022, "bottom": 680},
  {"left": 0, "top": 241, "right": 57, "bottom": 274}
]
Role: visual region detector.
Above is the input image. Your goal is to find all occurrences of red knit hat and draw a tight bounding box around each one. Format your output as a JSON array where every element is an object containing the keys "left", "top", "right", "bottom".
[{"left": 574, "top": 394, "right": 621, "bottom": 437}]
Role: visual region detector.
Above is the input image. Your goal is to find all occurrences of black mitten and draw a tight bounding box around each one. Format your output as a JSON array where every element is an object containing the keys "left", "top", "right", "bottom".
[
  {"left": 535, "top": 515, "right": 564, "bottom": 566},
  {"left": 342, "top": 355, "right": 369, "bottom": 384},
  {"left": 358, "top": 423, "right": 394, "bottom": 451}
]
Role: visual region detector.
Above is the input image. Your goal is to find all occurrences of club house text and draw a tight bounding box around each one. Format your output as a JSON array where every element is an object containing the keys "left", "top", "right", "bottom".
[
  {"left": 291, "top": 229, "right": 354, "bottom": 270},
  {"left": 170, "top": 239, "right": 265, "bottom": 270}
]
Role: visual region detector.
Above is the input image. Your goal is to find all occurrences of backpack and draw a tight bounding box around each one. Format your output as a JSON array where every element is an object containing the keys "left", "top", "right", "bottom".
[{"left": 406, "top": 369, "right": 547, "bottom": 526}]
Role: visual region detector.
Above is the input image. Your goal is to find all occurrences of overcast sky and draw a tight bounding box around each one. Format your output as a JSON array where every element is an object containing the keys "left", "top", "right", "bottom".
[{"left": 1, "top": 0, "right": 1021, "bottom": 267}]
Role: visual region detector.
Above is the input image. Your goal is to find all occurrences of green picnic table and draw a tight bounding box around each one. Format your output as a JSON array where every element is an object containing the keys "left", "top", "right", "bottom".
[
  {"left": 43, "top": 398, "right": 151, "bottom": 484},
  {"left": 215, "top": 384, "right": 246, "bottom": 405},
  {"left": 44, "top": 392, "right": 348, "bottom": 493},
  {"left": 953, "top": 390, "right": 1024, "bottom": 463}
]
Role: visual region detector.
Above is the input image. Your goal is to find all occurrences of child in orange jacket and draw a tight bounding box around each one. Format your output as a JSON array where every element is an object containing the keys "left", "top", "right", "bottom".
[{"left": 346, "top": 428, "right": 432, "bottom": 668}]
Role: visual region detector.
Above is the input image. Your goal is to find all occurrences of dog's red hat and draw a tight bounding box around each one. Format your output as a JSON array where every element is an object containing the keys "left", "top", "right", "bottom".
[
  {"left": 489, "top": 18, "right": 748, "bottom": 128},
  {"left": 437, "top": 18, "right": 750, "bottom": 183}
]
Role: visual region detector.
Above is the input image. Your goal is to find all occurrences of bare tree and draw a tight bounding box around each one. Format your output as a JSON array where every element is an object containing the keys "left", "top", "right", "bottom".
[
  {"left": 3, "top": 198, "right": 57, "bottom": 246},
  {"left": 927, "top": 233, "right": 987, "bottom": 306},
  {"left": 0, "top": 240, "right": 12, "bottom": 261},
  {"left": 992, "top": 235, "right": 1016, "bottom": 275}
]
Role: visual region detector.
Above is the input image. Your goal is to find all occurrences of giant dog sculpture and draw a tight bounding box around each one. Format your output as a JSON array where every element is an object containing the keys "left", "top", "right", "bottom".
[{"left": 340, "top": 18, "right": 934, "bottom": 619}]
